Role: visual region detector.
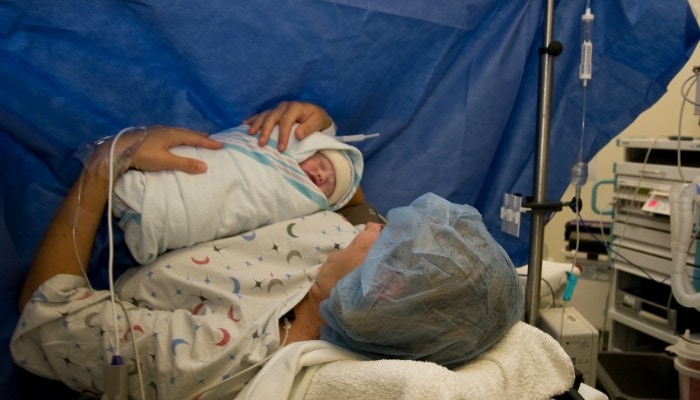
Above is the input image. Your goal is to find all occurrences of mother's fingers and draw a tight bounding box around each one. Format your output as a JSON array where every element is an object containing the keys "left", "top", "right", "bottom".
[
  {"left": 156, "top": 152, "right": 209, "bottom": 174},
  {"left": 129, "top": 126, "right": 222, "bottom": 173},
  {"left": 160, "top": 126, "right": 223, "bottom": 150},
  {"left": 243, "top": 101, "right": 332, "bottom": 152},
  {"left": 247, "top": 101, "right": 292, "bottom": 147}
]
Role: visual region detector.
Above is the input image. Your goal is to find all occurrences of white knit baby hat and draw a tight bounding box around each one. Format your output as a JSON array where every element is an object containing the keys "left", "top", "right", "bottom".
[{"left": 321, "top": 149, "right": 353, "bottom": 206}]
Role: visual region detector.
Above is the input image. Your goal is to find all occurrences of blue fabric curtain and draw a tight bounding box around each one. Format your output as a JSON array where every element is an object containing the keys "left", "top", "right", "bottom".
[{"left": 1, "top": 0, "right": 698, "bottom": 395}]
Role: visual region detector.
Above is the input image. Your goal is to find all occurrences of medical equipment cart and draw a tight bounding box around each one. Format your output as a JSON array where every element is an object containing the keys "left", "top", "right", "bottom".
[{"left": 593, "top": 137, "right": 700, "bottom": 352}]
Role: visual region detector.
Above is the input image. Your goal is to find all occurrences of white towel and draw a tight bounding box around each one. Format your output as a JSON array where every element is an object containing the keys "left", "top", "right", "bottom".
[{"left": 238, "top": 321, "right": 575, "bottom": 400}]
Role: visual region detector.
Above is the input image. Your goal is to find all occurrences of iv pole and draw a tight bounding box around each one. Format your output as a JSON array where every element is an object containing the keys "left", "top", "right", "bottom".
[{"left": 525, "top": 0, "right": 562, "bottom": 325}]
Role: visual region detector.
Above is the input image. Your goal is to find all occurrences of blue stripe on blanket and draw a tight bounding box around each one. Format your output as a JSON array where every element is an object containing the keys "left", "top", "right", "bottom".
[
  {"left": 120, "top": 210, "right": 142, "bottom": 226},
  {"left": 215, "top": 132, "right": 327, "bottom": 207}
]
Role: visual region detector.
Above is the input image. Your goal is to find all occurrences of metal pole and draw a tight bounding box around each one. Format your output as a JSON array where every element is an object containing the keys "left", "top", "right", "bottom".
[{"left": 525, "top": 0, "right": 558, "bottom": 325}]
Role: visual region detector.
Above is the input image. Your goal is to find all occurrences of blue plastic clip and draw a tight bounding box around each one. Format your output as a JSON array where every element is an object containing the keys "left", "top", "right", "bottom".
[{"left": 563, "top": 271, "right": 579, "bottom": 302}]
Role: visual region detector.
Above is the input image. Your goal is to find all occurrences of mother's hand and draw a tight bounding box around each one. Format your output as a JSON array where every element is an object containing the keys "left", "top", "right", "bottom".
[
  {"left": 104, "top": 126, "right": 224, "bottom": 175},
  {"left": 244, "top": 101, "right": 333, "bottom": 152}
]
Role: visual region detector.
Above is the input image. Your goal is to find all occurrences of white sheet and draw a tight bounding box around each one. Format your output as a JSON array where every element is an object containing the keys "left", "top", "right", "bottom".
[{"left": 238, "top": 321, "right": 575, "bottom": 400}]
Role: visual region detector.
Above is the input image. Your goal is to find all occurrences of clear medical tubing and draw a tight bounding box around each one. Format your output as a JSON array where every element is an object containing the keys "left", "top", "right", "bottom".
[
  {"left": 571, "top": 5, "right": 593, "bottom": 191},
  {"left": 669, "top": 177, "right": 700, "bottom": 309}
]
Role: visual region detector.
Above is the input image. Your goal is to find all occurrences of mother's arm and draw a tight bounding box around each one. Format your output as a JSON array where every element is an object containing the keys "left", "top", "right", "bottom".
[{"left": 18, "top": 127, "right": 223, "bottom": 311}]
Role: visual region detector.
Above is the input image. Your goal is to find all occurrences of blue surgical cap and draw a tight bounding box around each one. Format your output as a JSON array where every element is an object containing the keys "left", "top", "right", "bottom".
[{"left": 320, "top": 192, "right": 524, "bottom": 368}]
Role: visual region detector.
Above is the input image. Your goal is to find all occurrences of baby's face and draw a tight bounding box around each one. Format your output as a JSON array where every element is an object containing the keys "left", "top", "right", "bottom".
[{"left": 299, "top": 152, "right": 336, "bottom": 197}]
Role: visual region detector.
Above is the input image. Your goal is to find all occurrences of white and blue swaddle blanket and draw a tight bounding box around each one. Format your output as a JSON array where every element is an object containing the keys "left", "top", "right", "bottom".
[{"left": 113, "top": 124, "right": 363, "bottom": 264}]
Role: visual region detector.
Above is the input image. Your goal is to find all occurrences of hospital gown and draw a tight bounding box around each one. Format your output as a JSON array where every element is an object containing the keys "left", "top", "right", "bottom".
[{"left": 10, "top": 211, "right": 358, "bottom": 399}]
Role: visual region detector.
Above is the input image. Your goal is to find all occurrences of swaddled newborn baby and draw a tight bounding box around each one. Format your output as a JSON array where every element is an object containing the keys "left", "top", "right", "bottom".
[
  {"left": 320, "top": 192, "right": 524, "bottom": 368},
  {"left": 113, "top": 123, "right": 363, "bottom": 264}
]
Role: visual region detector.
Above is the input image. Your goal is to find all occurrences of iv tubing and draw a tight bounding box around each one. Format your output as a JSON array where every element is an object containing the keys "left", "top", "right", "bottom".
[
  {"left": 107, "top": 130, "right": 127, "bottom": 357},
  {"left": 106, "top": 127, "right": 148, "bottom": 357},
  {"left": 73, "top": 172, "right": 95, "bottom": 292},
  {"left": 558, "top": 2, "right": 595, "bottom": 335},
  {"left": 571, "top": 2, "right": 592, "bottom": 190}
]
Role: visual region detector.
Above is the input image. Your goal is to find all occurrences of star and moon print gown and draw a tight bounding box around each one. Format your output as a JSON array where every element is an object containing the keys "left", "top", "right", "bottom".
[{"left": 11, "top": 211, "right": 358, "bottom": 399}]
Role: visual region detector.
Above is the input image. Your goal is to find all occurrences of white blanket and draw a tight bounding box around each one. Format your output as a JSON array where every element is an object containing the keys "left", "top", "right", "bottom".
[
  {"left": 238, "top": 321, "right": 575, "bottom": 400},
  {"left": 113, "top": 124, "right": 363, "bottom": 264}
]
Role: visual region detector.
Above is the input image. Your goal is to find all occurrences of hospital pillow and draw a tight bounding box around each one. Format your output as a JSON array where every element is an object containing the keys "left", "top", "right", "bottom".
[{"left": 320, "top": 192, "right": 524, "bottom": 368}]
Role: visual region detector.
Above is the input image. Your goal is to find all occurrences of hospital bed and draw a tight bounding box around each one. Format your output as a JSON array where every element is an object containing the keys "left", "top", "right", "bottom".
[
  {"left": 244, "top": 217, "right": 600, "bottom": 400},
  {"left": 1, "top": 0, "right": 698, "bottom": 398},
  {"left": 14, "top": 202, "right": 596, "bottom": 399}
]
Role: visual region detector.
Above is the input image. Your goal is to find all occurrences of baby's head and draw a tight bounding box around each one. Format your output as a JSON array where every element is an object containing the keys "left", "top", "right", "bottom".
[{"left": 299, "top": 150, "right": 353, "bottom": 206}]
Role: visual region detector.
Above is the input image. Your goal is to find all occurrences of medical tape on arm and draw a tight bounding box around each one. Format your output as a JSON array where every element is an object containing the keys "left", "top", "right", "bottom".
[
  {"left": 74, "top": 127, "right": 149, "bottom": 180},
  {"left": 69, "top": 127, "right": 149, "bottom": 290}
]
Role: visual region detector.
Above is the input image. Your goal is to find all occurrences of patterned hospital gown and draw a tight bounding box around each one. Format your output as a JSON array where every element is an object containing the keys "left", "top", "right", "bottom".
[{"left": 11, "top": 211, "right": 358, "bottom": 399}]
